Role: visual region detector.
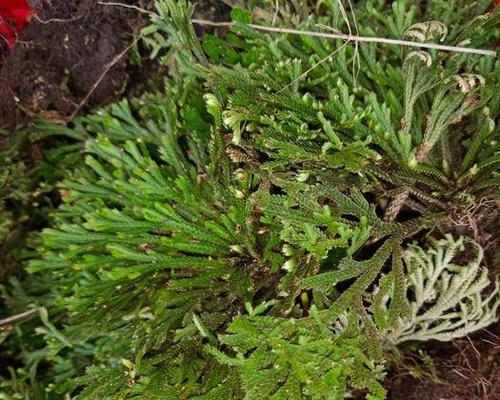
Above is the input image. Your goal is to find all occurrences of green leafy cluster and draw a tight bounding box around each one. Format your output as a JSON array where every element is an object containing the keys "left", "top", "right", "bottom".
[
  {"left": 0, "top": 131, "right": 40, "bottom": 277},
  {"left": 211, "top": 310, "right": 386, "bottom": 400},
  {"left": 1, "top": 0, "right": 499, "bottom": 399},
  {"left": 0, "top": 117, "right": 90, "bottom": 280}
]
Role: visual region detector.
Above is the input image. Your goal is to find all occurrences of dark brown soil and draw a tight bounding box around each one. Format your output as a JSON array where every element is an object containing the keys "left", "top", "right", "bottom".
[
  {"left": 387, "top": 323, "right": 500, "bottom": 400},
  {"left": 0, "top": 0, "right": 234, "bottom": 129},
  {"left": 0, "top": 0, "right": 151, "bottom": 128}
]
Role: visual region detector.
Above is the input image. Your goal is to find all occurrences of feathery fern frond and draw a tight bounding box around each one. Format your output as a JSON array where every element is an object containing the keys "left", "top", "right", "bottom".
[
  {"left": 377, "top": 235, "right": 499, "bottom": 343},
  {"left": 211, "top": 312, "right": 387, "bottom": 400}
]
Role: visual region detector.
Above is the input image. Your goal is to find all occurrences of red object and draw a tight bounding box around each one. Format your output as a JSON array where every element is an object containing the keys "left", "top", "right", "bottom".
[{"left": 0, "top": 0, "right": 34, "bottom": 49}]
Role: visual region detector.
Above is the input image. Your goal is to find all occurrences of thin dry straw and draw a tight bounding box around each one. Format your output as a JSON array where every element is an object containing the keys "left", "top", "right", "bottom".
[
  {"left": 97, "top": 2, "right": 496, "bottom": 57},
  {"left": 278, "top": 40, "right": 352, "bottom": 93},
  {"left": 97, "top": 1, "right": 158, "bottom": 16},
  {"left": 191, "top": 19, "right": 496, "bottom": 57},
  {"left": 0, "top": 308, "right": 37, "bottom": 327},
  {"left": 344, "top": 0, "right": 361, "bottom": 83}
]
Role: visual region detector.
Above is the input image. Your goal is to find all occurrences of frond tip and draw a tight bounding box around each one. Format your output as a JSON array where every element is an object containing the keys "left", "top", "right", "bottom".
[{"left": 386, "top": 235, "right": 499, "bottom": 344}]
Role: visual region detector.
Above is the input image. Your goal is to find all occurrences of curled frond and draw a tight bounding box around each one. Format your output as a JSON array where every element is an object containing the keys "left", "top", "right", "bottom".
[{"left": 404, "top": 21, "right": 448, "bottom": 42}]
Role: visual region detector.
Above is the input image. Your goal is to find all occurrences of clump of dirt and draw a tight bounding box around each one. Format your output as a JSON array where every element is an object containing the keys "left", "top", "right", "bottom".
[
  {"left": 387, "top": 323, "right": 500, "bottom": 400},
  {"left": 0, "top": 0, "right": 150, "bottom": 128}
]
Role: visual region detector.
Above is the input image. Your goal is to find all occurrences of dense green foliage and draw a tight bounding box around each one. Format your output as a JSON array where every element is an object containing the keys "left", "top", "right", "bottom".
[{"left": 1, "top": 0, "right": 499, "bottom": 398}]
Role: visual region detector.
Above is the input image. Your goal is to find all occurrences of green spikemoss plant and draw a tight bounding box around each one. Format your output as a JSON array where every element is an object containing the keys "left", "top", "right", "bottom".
[{"left": 2, "top": 0, "right": 499, "bottom": 398}]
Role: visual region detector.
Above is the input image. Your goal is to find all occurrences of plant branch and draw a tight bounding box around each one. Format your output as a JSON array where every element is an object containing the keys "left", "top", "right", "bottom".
[
  {"left": 0, "top": 309, "right": 37, "bottom": 327},
  {"left": 94, "top": 1, "right": 496, "bottom": 57},
  {"left": 97, "top": 1, "right": 157, "bottom": 17},
  {"left": 191, "top": 19, "right": 496, "bottom": 57}
]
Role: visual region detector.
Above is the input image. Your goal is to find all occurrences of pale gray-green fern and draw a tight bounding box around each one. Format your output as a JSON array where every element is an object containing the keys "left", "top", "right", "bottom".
[{"left": 377, "top": 235, "right": 499, "bottom": 344}]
